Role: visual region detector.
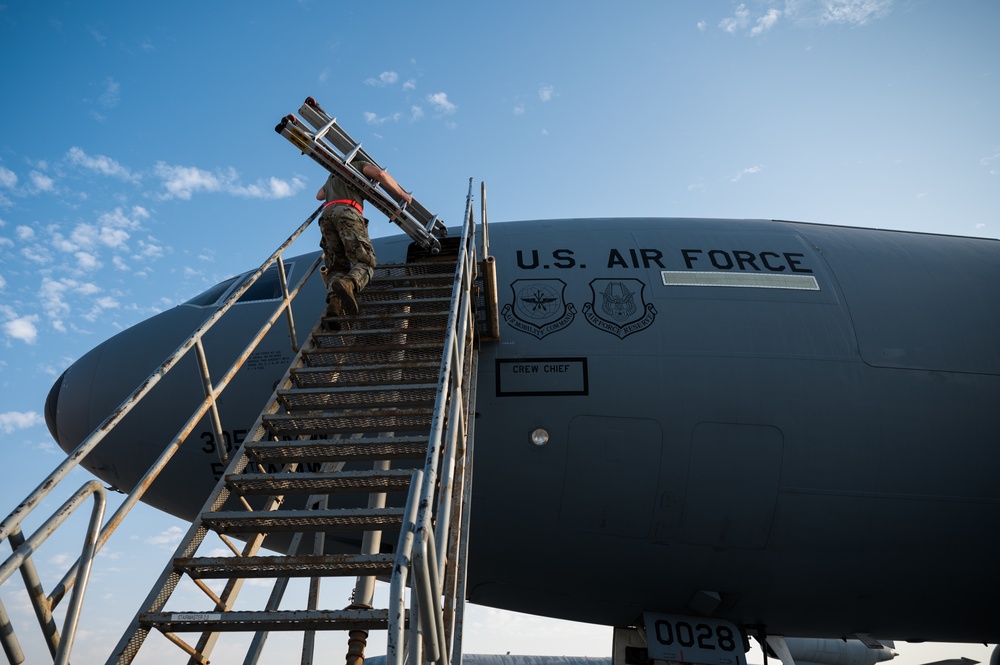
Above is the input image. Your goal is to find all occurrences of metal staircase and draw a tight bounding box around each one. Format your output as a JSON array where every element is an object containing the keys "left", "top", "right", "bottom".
[{"left": 108, "top": 224, "right": 482, "bottom": 664}]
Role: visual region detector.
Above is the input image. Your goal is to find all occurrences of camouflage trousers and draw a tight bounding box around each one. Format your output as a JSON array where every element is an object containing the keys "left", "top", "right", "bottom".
[{"left": 318, "top": 204, "right": 376, "bottom": 293}]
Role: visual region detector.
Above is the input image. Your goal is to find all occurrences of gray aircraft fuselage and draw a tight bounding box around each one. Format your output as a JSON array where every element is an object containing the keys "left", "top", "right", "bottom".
[{"left": 44, "top": 218, "right": 1000, "bottom": 643}]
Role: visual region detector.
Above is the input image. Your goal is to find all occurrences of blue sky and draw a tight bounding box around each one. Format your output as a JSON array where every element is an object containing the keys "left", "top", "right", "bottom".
[{"left": 1, "top": 0, "right": 998, "bottom": 663}]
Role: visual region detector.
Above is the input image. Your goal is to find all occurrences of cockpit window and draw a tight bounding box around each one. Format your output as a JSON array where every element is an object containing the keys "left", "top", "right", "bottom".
[
  {"left": 237, "top": 263, "right": 293, "bottom": 303},
  {"left": 182, "top": 262, "right": 294, "bottom": 307},
  {"left": 184, "top": 276, "right": 240, "bottom": 307}
]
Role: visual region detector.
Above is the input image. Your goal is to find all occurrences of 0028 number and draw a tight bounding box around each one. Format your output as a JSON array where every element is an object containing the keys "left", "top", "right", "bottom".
[{"left": 653, "top": 619, "right": 738, "bottom": 653}]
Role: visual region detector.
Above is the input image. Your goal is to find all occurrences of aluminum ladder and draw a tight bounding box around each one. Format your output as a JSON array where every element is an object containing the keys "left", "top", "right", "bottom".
[
  {"left": 107, "top": 214, "right": 482, "bottom": 664},
  {"left": 276, "top": 97, "right": 448, "bottom": 255}
]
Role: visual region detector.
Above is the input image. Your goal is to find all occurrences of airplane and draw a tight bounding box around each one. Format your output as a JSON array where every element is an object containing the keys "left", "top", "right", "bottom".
[{"left": 38, "top": 215, "right": 1000, "bottom": 660}]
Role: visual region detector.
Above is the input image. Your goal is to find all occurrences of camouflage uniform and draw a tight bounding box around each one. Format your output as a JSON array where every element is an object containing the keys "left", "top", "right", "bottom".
[{"left": 318, "top": 162, "right": 377, "bottom": 299}]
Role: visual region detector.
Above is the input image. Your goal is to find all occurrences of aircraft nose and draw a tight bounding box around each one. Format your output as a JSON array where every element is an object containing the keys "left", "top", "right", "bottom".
[{"left": 45, "top": 369, "right": 66, "bottom": 447}]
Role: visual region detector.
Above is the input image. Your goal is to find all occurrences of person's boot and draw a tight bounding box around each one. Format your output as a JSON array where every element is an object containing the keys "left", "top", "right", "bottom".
[
  {"left": 325, "top": 290, "right": 345, "bottom": 317},
  {"left": 332, "top": 277, "right": 359, "bottom": 315}
]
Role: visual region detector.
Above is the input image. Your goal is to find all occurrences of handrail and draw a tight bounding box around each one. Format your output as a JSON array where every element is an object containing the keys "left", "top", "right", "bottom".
[
  {"left": 389, "top": 178, "right": 479, "bottom": 665},
  {"left": 0, "top": 205, "right": 324, "bottom": 664}
]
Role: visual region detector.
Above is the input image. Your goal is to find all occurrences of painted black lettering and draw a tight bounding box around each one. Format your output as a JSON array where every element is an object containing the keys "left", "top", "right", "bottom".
[
  {"left": 517, "top": 250, "right": 539, "bottom": 269},
  {"left": 608, "top": 249, "right": 630, "bottom": 268},
  {"left": 785, "top": 252, "right": 812, "bottom": 273},
  {"left": 681, "top": 249, "right": 703, "bottom": 269},
  {"left": 201, "top": 431, "right": 215, "bottom": 454},
  {"left": 553, "top": 249, "right": 576, "bottom": 268},
  {"left": 641, "top": 249, "right": 665, "bottom": 269},
  {"left": 628, "top": 248, "right": 639, "bottom": 268},
  {"left": 733, "top": 250, "right": 760, "bottom": 271},
  {"left": 760, "top": 251, "right": 785, "bottom": 271},
  {"left": 709, "top": 250, "right": 734, "bottom": 270}
]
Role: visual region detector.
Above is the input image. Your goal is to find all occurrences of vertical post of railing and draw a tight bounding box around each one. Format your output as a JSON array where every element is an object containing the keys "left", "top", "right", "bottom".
[
  {"left": 0, "top": 595, "right": 24, "bottom": 664},
  {"left": 388, "top": 471, "right": 423, "bottom": 665},
  {"left": 53, "top": 482, "right": 106, "bottom": 665},
  {"left": 194, "top": 338, "right": 229, "bottom": 464},
  {"left": 277, "top": 255, "right": 300, "bottom": 353},
  {"left": 8, "top": 527, "right": 58, "bottom": 657}
]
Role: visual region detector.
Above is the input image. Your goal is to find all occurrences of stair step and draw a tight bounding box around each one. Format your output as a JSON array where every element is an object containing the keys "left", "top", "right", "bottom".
[
  {"left": 311, "top": 328, "right": 448, "bottom": 350},
  {"left": 291, "top": 362, "right": 440, "bottom": 389},
  {"left": 319, "top": 312, "right": 450, "bottom": 334},
  {"left": 174, "top": 553, "right": 395, "bottom": 579},
  {"left": 141, "top": 607, "right": 396, "bottom": 633},
  {"left": 245, "top": 436, "right": 429, "bottom": 465},
  {"left": 227, "top": 468, "right": 414, "bottom": 495},
  {"left": 359, "top": 286, "right": 454, "bottom": 303},
  {"left": 333, "top": 298, "right": 453, "bottom": 317},
  {"left": 276, "top": 385, "right": 438, "bottom": 411},
  {"left": 201, "top": 507, "right": 405, "bottom": 534},
  {"left": 263, "top": 408, "right": 434, "bottom": 437},
  {"left": 303, "top": 345, "right": 443, "bottom": 368}
]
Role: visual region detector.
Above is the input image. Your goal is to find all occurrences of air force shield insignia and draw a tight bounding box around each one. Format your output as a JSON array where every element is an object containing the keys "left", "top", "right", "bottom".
[
  {"left": 502, "top": 279, "right": 576, "bottom": 339},
  {"left": 583, "top": 278, "right": 657, "bottom": 338}
]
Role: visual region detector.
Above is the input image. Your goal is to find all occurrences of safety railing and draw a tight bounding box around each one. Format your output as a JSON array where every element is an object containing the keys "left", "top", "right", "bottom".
[
  {"left": 0, "top": 205, "right": 325, "bottom": 665},
  {"left": 387, "top": 179, "right": 482, "bottom": 665}
]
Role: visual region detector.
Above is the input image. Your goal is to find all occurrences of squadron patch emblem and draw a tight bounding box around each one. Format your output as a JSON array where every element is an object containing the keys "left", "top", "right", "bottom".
[
  {"left": 502, "top": 279, "right": 576, "bottom": 339},
  {"left": 583, "top": 278, "right": 657, "bottom": 338}
]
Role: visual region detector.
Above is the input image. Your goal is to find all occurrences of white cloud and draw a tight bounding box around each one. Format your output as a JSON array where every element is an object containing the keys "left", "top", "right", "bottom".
[
  {"left": 0, "top": 274, "right": 5, "bottom": 290},
  {"left": 75, "top": 251, "right": 101, "bottom": 271},
  {"left": 819, "top": 0, "right": 893, "bottom": 25},
  {"left": 155, "top": 163, "right": 303, "bottom": 200},
  {"left": 730, "top": 165, "right": 764, "bottom": 182},
  {"left": 3, "top": 315, "right": 40, "bottom": 344},
  {"left": 142, "top": 525, "right": 184, "bottom": 548},
  {"left": 403, "top": 78, "right": 416, "bottom": 91},
  {"left": 697, "top": 20, "right": 707, "bottom": 31},
  {"left": 513, "top": 103, "right": 525, "bottom": 116},
  {"left": 30, "top": 171, "right": 54, "bottom": 193},
  {"left": 16, "top": 225, "right": 34, "bottom": 240},
  {"left": 720, "top": 3, "right": 751, "bottom": 33},
  {"left": 751, "top": 9, "right": 781, "bottom": 35},
  {"left": 22, "top": 245, "right": 52, "bottom": 264},
  {"left": 228, "top": 175, "right": 306, "bottom": 200},
  {"left": 100, "top": 77, "right": 120, "bottom": 108},
  {"left": 365, "top": 71, "right": 399, "bottom": 87},
  {"left": 66, "top": 147, "right": 140, "bottom": 183},
  {"left": 155, "top": 162, "right": 223, "bottom": 200},
  {"left": 538, "top": 85, "right": 555, "bottom": 102},
  {"left": 410, "top": 105, "right": 424, "bottom": 121},
  {"left": 0, "top": 411, "right": 45, "bottom": 433},
  {"left": 0, "top": 238, "right": 11, "bottom": 250},
  {"left": 363, "top": 111, "right": 403, "bottom": 125},
  {"left": 427, "top": 92, "right": 456, "bottom": 115},
  {"left": 0, "top": 166, "right": 17, "bottom": 189}
]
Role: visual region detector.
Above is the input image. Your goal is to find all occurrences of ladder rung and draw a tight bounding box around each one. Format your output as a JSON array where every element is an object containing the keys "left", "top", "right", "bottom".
[
  {"left": 174, "top": 553, "right": 395, "bottom": 579},
  {"left": 201, "top": 507, "right": 405, "bottom": 534},
  {"left": 142, "top": 607, "right": 396, "bottom": 633},
  {"left": 227, "top": 469, "right": 414, "bottom": 496}
]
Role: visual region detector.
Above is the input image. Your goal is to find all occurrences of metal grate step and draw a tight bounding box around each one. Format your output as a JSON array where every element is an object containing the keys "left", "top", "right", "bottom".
[
  {"left": 277, "top": 385, "right": 438, "bottom": 411},
  {"left": 201, "top": 507, "right": 405, "bottom": 534},
  {"left": 174, "top": 553, "right": 395, "bottom": 579},
  {"left": 245, "top": 436, "right": 429, "bottom": 465},
  {"left": 291, "top": 362, "right": 441, "bottom": 389},
  {"left": 263, "top": 408, "right": 434, "bottom": 438},
  {"left": 227, "top": 468, "right": 414, "bottom": 496},
  {"left": 141, "top": 607, "right": 396, "bottom": 633},
  {"left": 303, "top": 345, "right": 443, "bottom": 368},
  {"left": 316, "top": 310, "right": 450, "bottom": 332},
  {"left": 358, "top": 286, "right": 455, "bottom": 303},
  {"left": 311, "top": 328, "right": 447, "bottom": 350}
]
